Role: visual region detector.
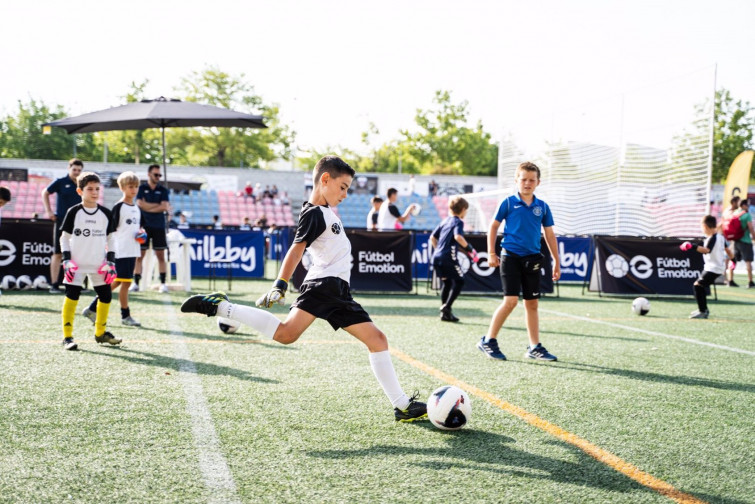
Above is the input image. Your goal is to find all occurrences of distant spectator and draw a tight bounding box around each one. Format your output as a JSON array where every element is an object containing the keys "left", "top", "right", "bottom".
[
  {"left": 177, "top": 212, "right": 190, "bottom": 230},
  {"left": 366, "top": 196, "right": 383, "bottom": 231},
  {"left": 240, "top": 216, "right": 252, "bottom": 231},
  {"left": 212, "top": 215, "right": 223, "bottom": 230},
  {"left": 254, "top": 214, "right": 268, "bottom": 230},
  {"left": 429, "top": 179, "right": 438, "bottom": 197},
  {"left": 280, "top": 191, "right": 290, "bottom": 206},
  {"left": 263, "top": 185, "right": 273, "bottom": 200},
  {"left": 30, "top": 212, "right": 39, "bottom": 222},
  {"left": 408, "top": 174, "right": 416, "bottom": 196},
  {"left": 243, "top": 181, "right": 253, "bottom": 199},
  {"left": 271, "top": 184, "right": 279, "bottom": 197},
  {"left": 0, "top": 186, "right": 11, "bottom": 227}
]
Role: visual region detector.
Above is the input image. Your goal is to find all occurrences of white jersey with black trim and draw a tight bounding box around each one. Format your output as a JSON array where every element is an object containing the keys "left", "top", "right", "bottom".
[
  {"left": 294, "top": 202, "right": 353, "bottom": 283},
  {"left": 60, "top": 204, "right": 116, "bottom": 272},
  {"left": 703, "top": 232, "right": 726, "bottom": 275},
  {"left": 377, "top": 202, "right": 401, "bottom": 230},
  {"left": 111, "top": 201, "right": 144, "bottom": 259}
]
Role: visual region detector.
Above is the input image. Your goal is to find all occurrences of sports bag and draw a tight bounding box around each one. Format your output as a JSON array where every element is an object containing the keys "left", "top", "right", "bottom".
[{"left": 722, "top": 209, "right": 745, "bottom": 241}]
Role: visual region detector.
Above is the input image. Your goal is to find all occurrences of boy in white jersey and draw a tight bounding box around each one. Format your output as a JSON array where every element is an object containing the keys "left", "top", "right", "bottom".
[
  {"left": 181, "top": 156, "right": 427, "bottom": 422},
  {"left": 82, "top": 172, "right": 145, "bottom": 327},
  {"left": 59, "top": 172, "right": 121, "bottom": 350},
  {"left": 680, "top": 215, "right": 735, "bottom": 319}
]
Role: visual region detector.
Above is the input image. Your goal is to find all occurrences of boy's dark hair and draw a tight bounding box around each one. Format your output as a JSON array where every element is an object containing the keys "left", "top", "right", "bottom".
[
  {"left": 313, "top": 156, "right": 354, "bottom": 185},
  {"left": 702, "top": 215, "right": 717, "bottom": 229},
  {"left": 386, "top": 187, "right": 398, "bottom": 198},
  {"left": 76, "top": 171, "right": 101, "bottom": 189},
  {"left": 0, "top": 186, "right": 11, "bottom": 202},
  {"left": 371, "top": 196, "right": 383, "bottom": 204},
  {"left": 517, "top": 161, "right": 541, "bottom": 180},
  {"left": 69, "top": 158, "right": 84, "bottom": 168},
  {"left": 730, "top": 195, "right": 741, "bottom": 206},
  {"left": 449, "top": 195, "right": 469, "bottom": 215},
  {"left": 740, "top": 199, "right": 750, "bottom": 209}
]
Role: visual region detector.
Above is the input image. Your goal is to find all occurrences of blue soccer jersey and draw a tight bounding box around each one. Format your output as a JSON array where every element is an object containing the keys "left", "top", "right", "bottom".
[
  {"left": 493, "top": 193, "right": 554, "bottom": 256},
  {"left": 136, "top": 182, "right": 169, "bottom": 228},
  {"left": 431, "top": 215, "right": 465, "bottom": 263},
  {"left": 46, "top": 175, "right": 81, "bottom": 219}
]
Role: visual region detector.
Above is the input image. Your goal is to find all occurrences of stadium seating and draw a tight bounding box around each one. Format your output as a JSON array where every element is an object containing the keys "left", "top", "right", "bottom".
[{"left": 334, "top": 193, "right": 443, "bottom": 231}]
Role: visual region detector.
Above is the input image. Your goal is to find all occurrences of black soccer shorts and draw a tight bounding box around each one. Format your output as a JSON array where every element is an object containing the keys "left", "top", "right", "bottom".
[{"left": 292, "top": 276, "right": 372, "bottom": 330}]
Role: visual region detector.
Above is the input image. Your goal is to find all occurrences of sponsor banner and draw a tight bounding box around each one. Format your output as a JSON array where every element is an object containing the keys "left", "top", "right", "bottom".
[
  {"left": 180, "top": 229, "right": 265, "bottom": 278},
  {"left": 590, "top": 236, "right": 704, "bottom": 295},
  {"left": 557, "top": 236, "right": 593, "bottom": 282},
  {"left": 412, "top": 232, "right": 432, "bottom": 279},
  {"left": 0, "top": 220, "right": 54, "bottom": 281},
  {"left": 291, "top": 230, "right": 413, "bottom": 292}
]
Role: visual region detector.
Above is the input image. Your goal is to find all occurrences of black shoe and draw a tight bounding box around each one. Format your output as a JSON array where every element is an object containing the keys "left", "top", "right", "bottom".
[
  {"left": 62, "top": 338, "right": 78, "bottom": 351},
  {"left": 525, "top": 343, "right": 558, "bottom": 361},
  {"left": 394, "top": 392, "right": 428, "bottom": 422},
  {"left": 748, "top": 281, "right": 755, "bottom": 289},
  {"left": 726, "top": 280, "right": 739, "bottom": 287},
  {"left": 440, "top": 310, "right": 460, "bottom": 322},
  {"left": 180, "top": 292, "right": 229, "bottom": 317},
  {"left": 95, "top": 331, "right": 122, "bottom": 345}
]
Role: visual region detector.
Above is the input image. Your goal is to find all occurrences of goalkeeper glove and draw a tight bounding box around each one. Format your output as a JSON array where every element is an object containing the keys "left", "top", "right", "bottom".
[
  {"left": 680, "top": 241, "right": 695, "bottom": 252},
  {"left": 256, "top": 278, "right": 288, "bottom": 308},
  {"left": 464, "top": 243, "right": 479, "bottom": 263},
  {"left": 98, "top": 261, "right": 117, "bottom": 285},
  {"left": 62, "top": 259, "right": 78, "bottom": 283}
]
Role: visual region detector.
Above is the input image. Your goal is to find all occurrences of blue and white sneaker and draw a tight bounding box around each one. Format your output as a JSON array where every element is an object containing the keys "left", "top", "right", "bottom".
[
  {"left": 525, "top": 343, "right": 557, "bottom": 361},
  {"left": 477, "top": 337, "right": 506, "bottom": 360}
]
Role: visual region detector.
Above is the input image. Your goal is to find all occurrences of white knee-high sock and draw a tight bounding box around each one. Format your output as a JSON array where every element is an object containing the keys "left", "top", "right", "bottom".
[
  {"left": 217, "top": 301, "right": 280, "bottom": 340},
  {"left": 369, "top": 350, "right": 410, "bottom": 410}
]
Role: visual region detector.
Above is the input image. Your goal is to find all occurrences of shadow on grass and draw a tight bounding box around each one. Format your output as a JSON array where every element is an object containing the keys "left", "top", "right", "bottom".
[
  {"left": 3, "top": 303, "right": 61, "bottom": 314},
  {"left": 528, "top": 361, "right": 755, "bottom": 394},
  {"left": 145, "top": 326, "right": 294, "bottom": 348},
  {"left": 79, "top": 347, "right": 279, "bottom": 383},
  {"left": 307, "top": 427, "right": 658, "bottom": 496}
]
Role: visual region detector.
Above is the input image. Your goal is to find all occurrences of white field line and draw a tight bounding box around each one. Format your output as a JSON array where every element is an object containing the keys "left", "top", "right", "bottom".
[
  {"left": 163, "top": 300, "right": 242, "bottom": 504},
  {"left": 541, "top": 307, "right": 755, "bottom": 356}
]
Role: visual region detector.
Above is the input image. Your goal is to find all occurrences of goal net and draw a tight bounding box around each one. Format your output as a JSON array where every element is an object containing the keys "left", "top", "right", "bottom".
[{"left": 465, "top": 68, "right": 715, "bottom": 238}]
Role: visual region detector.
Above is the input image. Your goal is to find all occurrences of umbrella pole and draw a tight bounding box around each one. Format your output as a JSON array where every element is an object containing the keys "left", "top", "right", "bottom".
[{"left": 162, "top": 126, "right": 167, "bottom": 183}]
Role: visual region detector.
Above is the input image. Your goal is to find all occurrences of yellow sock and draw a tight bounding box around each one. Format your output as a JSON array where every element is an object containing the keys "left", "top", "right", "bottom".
[
  {"left": 62, "top": 297, "right": 78, "bottom": 338},
  {"left": 95, "top": 301, "right": 110, "bottom": 337}
]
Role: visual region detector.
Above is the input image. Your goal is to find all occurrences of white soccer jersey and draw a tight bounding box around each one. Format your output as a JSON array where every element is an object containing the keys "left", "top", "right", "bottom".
[
  {"left": 366, "top": 208, "right": 377, "bottom": 230},
  {"left": 111, "top": 201, "right": 144, "bottom": 259},
  {"left": 295, "top": 203, "right": 353, "bottom": 283},
  {"left": 703, "top": 232, "right": 726, "bottom": 275},
  {"left": 60, "top": 204, "right": 116, "bottom": 272},
  {"left": 377, "top": 202, "right": 401, "bottom": 230}
]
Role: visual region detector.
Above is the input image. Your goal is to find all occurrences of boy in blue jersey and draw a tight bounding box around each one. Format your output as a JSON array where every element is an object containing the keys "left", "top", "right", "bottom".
[
  {"left": 478, "top": 162, "right": 560, "bottom": 361},
  {"left": 430, "top": 195, "right": 478, "bottom": 322},
  {"left": 180, "top": 156, "right": 427, "bottom": 423}
]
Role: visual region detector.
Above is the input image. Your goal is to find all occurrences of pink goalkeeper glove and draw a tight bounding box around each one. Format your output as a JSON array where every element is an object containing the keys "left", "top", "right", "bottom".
[
  {"left": 62, "top": 260, "right": 78, "bottom": 283},
  {"left": 680, "top": 241, "right": 694, "bottom": 252},
  {"left": 728, "top": 259, "right": 737, "bottom": 271},
  {"left": 98, "top": 261, "right": 117, "bottom": 284}
]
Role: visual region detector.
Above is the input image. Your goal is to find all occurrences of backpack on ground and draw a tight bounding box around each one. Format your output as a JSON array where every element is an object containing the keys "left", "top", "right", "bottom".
[{"left": 722, "top": 209, "right": 745, "bottom": 241}]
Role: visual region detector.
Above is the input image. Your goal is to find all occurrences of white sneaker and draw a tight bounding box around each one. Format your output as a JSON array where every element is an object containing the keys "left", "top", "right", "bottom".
[
  {"left": 129, "top": 283, "right": 139, "bottom": 292},
  {"left": 158, "top": 284, "right": 169, "bottom": 293},
  {"left": 121, "top": 316, "right": 142, "bottom": 327},
  {"left": 81, "top": 307, "right": 97, "bottom": 325}
]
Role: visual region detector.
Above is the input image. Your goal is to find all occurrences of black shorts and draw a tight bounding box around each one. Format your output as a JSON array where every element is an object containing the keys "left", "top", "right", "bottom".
[
  {"left": 696, "top": 270, "right": 720, "bottom": 287},
  {"left": 433, "top": 256, "right": 464, "bottom": 280},
  {"left": 735, "top": 241, "right": 754, "bottom": 262},
  {"left": 291, "top": 277, "right": 372, "bottom": 330},
  {"left": 140, "top": 227, "right": 168, "bottom": 251},
  {"left": 115, "top": 257, "right": 136, "bottom": 281},
  {"left": 500, "top": 253, "right": 544, "bottom": 300},
  {"left": 52, "top": 220, "right": 64, "bottom": 254}
]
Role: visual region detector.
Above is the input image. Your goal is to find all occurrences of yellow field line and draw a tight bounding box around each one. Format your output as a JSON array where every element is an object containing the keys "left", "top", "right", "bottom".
[{"left": 390, "top": 348, "right": 707, "bottom": 504}]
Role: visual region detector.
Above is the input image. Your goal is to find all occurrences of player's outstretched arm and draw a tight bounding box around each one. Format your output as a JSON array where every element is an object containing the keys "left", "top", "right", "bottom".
[{"left": 543, "top": 226, "right": 560, "bottom": 281}]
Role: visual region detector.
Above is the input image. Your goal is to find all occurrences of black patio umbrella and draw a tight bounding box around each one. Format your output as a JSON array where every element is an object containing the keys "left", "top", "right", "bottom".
[{"left": 44, "top": 96, "right": 267, "bottom": 181}]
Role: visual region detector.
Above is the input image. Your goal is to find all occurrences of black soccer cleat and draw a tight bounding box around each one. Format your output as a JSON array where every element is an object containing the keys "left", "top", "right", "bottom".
[
  {"left": 440, "top": 310, "right": 460, "bottom": 322},
  {"left": 62, "top": 338, "right": 78, "bottom": 351},
  {"left": 95, "top": 331, "right": 122, "bottom": 346},
  {"left": 394, "top": 392, "right": 428, "bottom": 422},
  {"left": 180, "top": 292, "right": 229, "bottom": 317}
]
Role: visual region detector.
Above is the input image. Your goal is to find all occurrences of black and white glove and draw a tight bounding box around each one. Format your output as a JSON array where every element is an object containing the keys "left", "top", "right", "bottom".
[{"left": 256, "top": 278, "right": 288, "bottom": 308}]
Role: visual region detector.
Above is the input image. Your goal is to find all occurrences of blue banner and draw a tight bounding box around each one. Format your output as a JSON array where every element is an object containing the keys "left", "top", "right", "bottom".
[
  {"left": 557, "top": 236, "right": 593, "bottom": 282},
  {"left": 180, "top": 229, "right": 265, "bottom": 278}
]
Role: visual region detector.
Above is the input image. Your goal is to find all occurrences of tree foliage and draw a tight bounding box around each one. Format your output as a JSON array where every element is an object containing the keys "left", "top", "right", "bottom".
[{"left": 710, "top": 89, "right": 755, "bottom": 182}]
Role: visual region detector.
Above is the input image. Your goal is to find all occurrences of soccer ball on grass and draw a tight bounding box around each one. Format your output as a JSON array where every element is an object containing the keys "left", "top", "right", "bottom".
[
  {"left": 632, "top": 297, "right": 650, "bottom": 316},
  {"left": 427, "top": 385, "right": 471, "bottom": 431}
]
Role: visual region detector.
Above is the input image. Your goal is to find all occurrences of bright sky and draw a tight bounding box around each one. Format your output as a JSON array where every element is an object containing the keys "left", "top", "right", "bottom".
[{"left": 1, "top": 0, "right": 754, "bottom": 155}]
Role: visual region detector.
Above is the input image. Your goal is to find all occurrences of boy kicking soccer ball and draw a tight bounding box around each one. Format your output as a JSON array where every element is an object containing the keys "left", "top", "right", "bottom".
[
  {"left": 181, "top": 156, "right": 427, "bottom": 422},
  {"left": 59, "top": 172, "right": 121, "bottom": 350}
]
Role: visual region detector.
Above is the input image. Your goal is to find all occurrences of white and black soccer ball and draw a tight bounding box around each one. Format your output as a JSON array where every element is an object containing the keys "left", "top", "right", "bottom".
[
  {"left": 1, "top": 275, "right": 17, "bottom": 290},
  {"left": 15, "top": 275, "right": 33, "bottom": 290},
  {"left": 410, "top": 203, "right": 422, "bottom": 216},
  {"left": 427, "top": 385, "right": 471, "bottom": 431},
  {"left": 33, "top": 275, "right": 51, "bottom": 290},
  {"left": 632, "top": 297, "right": 650, "bottom": 316},
  {"left": 217, "top": 317, "right": 241, "bottom": 334}
]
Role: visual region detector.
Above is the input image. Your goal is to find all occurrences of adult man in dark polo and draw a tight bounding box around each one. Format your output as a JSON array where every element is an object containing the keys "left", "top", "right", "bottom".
[
  {"left": 41, "top": 158, "right": 84, "bottom": 293},
  {"left": 133, "top": 164, "right": 170, "bottom": 293}
]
